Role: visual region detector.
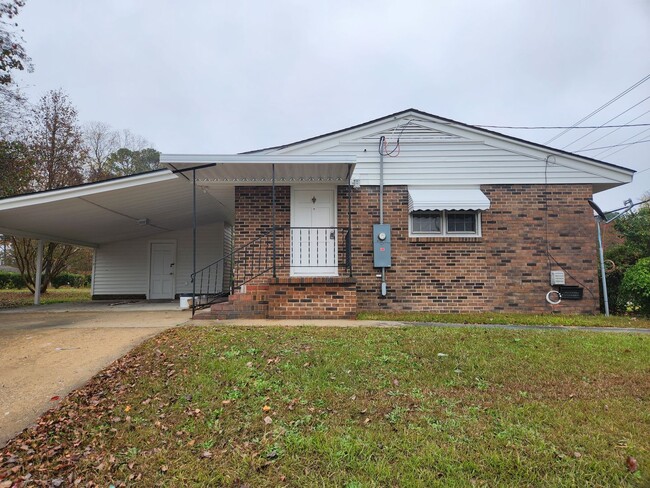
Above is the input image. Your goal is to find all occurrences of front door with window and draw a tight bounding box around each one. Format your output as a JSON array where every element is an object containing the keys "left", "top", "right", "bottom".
[
  {"left": 291, "top": 188, "right": 337, "bottom": 276},
  {"left": 149, "top": 242, "right": 176, "bottom": 299}
]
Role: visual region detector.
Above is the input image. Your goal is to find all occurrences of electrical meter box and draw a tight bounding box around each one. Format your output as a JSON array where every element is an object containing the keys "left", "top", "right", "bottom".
[{"left": 373, "top": 224, "right": 391, "bottom": 267}]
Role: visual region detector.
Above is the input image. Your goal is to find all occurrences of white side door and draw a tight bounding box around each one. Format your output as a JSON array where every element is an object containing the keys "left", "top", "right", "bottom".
[
  {"left": 291, "top": 188, "right": 337, "bottom": 276},
  {"left": 149, "top": 242, "right": 176, "bottom": 299}
]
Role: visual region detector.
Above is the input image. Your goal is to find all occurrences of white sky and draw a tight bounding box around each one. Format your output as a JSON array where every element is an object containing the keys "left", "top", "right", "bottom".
[{"left": 14, "top": 0, "right": 650, "bottom": 210}]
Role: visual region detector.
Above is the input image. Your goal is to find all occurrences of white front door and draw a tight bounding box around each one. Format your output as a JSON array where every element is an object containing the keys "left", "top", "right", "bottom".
[
  {"left": 291, "top": 188, "right": 337, "bottom": 276},
  {"left": 149, "top": 242, "right": 176, "bottom": 299}
]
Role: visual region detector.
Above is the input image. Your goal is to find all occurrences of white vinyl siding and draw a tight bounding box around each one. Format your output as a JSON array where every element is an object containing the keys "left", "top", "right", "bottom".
[
  {"left": 264, "top": 118, "right": 629, "bottom": 190},
  {"left": 92, "top": 222, "right": 224, "bottom": 297}
]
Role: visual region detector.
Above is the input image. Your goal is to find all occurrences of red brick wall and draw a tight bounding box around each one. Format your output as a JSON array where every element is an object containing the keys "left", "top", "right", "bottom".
[
  {"left": 267, "top": 277, "right": 357, "bottom": 319},
  {"left": 234, "top": 186, "right": 291, "bottom": 284},
  {"left": 341, "top": 184, "right": 599, "bottom": 314},
  {"left": 234, "top": 184, "right": 599, "bottom": 315}
]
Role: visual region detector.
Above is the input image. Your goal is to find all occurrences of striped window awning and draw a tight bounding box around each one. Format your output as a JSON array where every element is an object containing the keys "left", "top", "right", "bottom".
[{"left": 408, "top": 187, "right": 491, "bottom": 212}]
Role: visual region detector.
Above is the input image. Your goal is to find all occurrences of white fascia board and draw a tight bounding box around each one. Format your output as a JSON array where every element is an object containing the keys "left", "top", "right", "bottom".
[
  {"left": 161, "top": 154, "right": 356, "bottom": 165},
  {"left": 0, "top": 226, "right": 98, "bottom": 248},
  {"left": 0, "top": 171, "right": 178, "bottom": 211}
]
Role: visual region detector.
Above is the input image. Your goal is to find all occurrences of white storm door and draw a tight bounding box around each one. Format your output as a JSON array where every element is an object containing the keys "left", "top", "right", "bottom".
[
  {"left": 291, "top": 188, "right": 337, "bottom": 276},
  {"left": 149, "top": 242, "right": 176, "bottom": 299}
]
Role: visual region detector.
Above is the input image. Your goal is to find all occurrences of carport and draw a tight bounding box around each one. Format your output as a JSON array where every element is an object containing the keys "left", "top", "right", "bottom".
[{"left": 0, "top": 169, "right": 233, "bottom": 303}]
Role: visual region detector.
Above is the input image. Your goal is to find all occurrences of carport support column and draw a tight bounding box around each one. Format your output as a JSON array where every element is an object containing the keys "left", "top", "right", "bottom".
[
  {"left": 34, "top": 240, "right": 44, "bottom": 305},
  {"left": 192, "top": 169, "right": 196, "bottom": 317}
]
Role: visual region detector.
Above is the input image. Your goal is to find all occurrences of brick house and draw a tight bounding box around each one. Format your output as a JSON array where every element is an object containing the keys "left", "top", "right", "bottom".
[{"left": 0, "top": 109, "right": 634, "bottom": 317}]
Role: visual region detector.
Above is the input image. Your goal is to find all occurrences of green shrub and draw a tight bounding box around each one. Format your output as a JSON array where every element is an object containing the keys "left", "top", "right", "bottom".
[
  {"left": 0, "top": 271, "right": 26, "bottom": 289},
  {"left": 51, "top": 272, "right": 91, "bottom": 289},
  {"left": 617, "top": 257, "right": 650, "bottom": 316}
]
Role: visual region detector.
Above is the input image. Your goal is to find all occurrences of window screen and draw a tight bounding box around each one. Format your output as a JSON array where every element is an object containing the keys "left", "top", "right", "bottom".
[
  {"left": 446, "top": 212, "right": 477, "bottom": 233},
  {"left": 411, "top": 211, "right": 441, "bottom": 233}
]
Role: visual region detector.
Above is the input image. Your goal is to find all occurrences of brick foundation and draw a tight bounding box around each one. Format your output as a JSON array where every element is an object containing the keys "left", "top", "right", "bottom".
[{"left": 267, "top": 277, "right": 357, "bottom": 319}]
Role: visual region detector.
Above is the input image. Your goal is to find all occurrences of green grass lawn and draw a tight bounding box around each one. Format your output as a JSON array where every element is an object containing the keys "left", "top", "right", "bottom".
[
  {"left": 0, "top": 287, "right": 91, "bottom": 309},
  {"left": 358, "top": 311, "right": 650, "bottom": 329},
  {"left": 1, "top": 326, "right": 648, "bottom": 486}
]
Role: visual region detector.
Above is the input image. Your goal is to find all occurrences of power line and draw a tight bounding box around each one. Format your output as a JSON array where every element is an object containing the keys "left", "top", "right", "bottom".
[
  {"left": 561, "top": 94, "right": 650, "bottom": 149},
  {"left": 474, "top": 122, "right": 650, "bottom": 129},
  {"left": 595, "top": 126, "right": 650, "bottom": 158},
  {"left": 574, "top": 138, "right": 650, "bottom": 152},
  {"left": 576, "top": 108, "right": 650, "bottom": 151},
  {"left": 544, "top": 73, "right": 650, "bottom": 145}
]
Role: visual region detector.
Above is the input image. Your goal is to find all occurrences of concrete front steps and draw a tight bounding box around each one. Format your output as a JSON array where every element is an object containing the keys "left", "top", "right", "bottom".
[{"left": 193, "top": 277, "right": 357, "bottom": 320}]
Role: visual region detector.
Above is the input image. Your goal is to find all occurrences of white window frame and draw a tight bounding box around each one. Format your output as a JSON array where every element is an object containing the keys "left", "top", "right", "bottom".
[{"left": 409, "top": 210, "right": 482, "bottom": 237}]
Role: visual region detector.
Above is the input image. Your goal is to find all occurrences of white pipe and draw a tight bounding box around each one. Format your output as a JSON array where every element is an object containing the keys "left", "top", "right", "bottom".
[
  {"left": 34, "top": 240, "right": 43, "bottom": 305},
  {"left": 595, "top": 219, "right": 609, "bottom": 316}
]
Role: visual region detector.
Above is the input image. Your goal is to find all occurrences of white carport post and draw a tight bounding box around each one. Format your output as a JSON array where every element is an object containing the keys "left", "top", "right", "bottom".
[{"left": 34, "top": 239, "right": 44, "bottom": 305}]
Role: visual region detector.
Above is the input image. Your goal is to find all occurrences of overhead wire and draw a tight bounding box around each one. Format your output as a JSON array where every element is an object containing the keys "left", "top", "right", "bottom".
[
  {"left": 594, "top": 126, "right": 650, "bottom": 158},
  {"left": 543, "top": 73, "right": 650, "bottom": 145},
  {"left": 474, "top": 123, "right": 650, "bottom": 129},
  {"left": 575, "top": 138, "right": 650, "bottom": 152},
  {"left": 561, "top": 94, "right": 650, "bottom": 149},
  {"left": 575, "top": 108, "right": 650, "bottom": 151}
]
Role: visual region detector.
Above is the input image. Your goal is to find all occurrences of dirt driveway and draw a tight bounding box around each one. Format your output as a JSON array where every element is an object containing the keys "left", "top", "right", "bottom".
[{"left": 0, "top": 303, "right": 190, "bottom": 446}]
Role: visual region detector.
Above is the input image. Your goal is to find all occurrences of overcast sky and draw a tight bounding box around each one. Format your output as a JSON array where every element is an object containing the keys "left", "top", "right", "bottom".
[{"left": 14, "top": 0, "right": 650, "bottom": 210}]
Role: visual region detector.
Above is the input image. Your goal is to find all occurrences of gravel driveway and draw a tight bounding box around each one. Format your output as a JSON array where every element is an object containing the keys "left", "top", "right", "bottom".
[{"left": 0, "top": 303, "right": 190, "bottom": 446}]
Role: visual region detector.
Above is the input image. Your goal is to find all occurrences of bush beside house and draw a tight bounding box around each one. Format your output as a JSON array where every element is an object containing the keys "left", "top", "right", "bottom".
[{"left": 0, "top": 271, "right": 90, "bottom": 289}]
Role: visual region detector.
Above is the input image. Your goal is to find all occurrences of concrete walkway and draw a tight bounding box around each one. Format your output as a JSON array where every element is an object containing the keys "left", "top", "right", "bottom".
[
  {"left": 0, "top": 305, "right": 190, "bottom": 447},
  {"left": 199, "top": 318, "right": 650, "bottom": 334}
]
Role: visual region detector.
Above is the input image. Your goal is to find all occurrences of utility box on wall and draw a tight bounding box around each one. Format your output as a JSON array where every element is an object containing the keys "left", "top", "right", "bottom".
[{"left": 373, "top": 224, "right": 391, "bottom": 268}]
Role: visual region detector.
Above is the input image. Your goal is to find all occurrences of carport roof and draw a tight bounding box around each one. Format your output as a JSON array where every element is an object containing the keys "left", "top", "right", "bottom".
[
  {"left": 0, "top": 170, "right": 233, "bottom": 247},
  {"left": 0, "top": 154, "right": 356, "bottom": 247}
]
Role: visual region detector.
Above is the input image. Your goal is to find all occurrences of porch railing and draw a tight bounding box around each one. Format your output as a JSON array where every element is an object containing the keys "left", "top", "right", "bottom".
[{"left": 190, "top": 226, "right": 352, "bottom": 316}]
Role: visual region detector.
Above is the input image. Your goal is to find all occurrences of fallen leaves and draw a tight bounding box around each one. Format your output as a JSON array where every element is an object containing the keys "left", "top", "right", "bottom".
[
  {"left": 626, "top": 456, "right": 638, "bottom": 473},
  {"left": 263, "top": 416, "right": 273, "bottom": 425}
]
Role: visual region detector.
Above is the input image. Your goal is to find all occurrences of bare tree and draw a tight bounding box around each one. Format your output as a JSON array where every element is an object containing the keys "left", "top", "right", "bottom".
[
  {"left": 116, "top": 128, "right": 150, "bottom": 152},
  {"left": 84, "top": 121, "right": 119, "bottom": 181},
  {"left": 26, "top": 89, "right": 85, "bottom": 190},
  {"left": 10, "top": 89, "right": 86, "bottom": 293},
  {"left": 83, "top": 124, "right": 157, "bottom": 181}
]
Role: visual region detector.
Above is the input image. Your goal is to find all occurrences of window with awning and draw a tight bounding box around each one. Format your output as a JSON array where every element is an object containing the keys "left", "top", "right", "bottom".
[{"left": 408, "top": 187, "right": 490, "bottom": 237}]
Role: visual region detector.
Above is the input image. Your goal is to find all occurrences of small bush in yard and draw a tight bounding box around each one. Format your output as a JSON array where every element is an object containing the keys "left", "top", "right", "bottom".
[
  {"left": 51, "top": 272, "right": 91, "bottom": 288},
  {"left": 618, "top": 257, "right": 650, "bottom": 316},
  {"left": 0, "top": 271, "right": 26, "bottom": 289}
]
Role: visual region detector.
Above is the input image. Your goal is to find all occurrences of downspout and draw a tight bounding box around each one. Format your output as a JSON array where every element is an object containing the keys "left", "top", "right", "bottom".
[{"left": 595, "top": 219, "right": 609, "bottom": 316}]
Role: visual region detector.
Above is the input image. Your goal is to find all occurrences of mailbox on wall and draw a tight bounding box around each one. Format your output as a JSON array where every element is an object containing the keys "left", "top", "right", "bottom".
[{"left": 373, "top": 224, "right": 391, "bottom": 268}]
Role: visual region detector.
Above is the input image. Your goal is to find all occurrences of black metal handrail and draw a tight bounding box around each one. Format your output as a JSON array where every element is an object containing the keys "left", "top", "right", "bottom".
[{"left": 190, "top": 225, "right": 352, "bottom": 316}]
